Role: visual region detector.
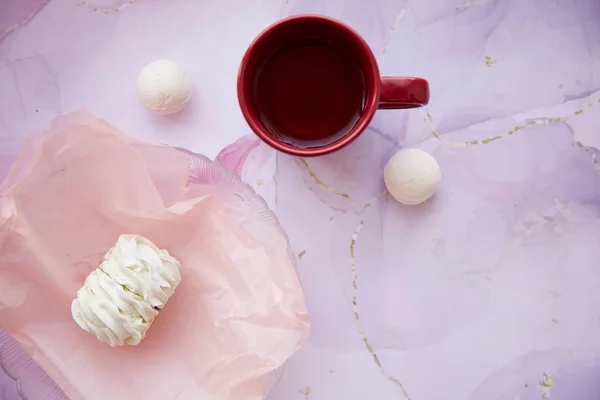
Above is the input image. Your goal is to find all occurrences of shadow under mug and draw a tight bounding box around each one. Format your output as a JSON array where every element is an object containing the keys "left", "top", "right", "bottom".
[{"left": 238, "top": 14, "right": 430, "bottom": 157}]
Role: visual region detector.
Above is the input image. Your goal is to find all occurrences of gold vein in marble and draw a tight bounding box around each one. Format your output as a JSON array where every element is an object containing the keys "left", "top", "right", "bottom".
[
  {"left": 424, "top": 95, "right": 600, "bottom": 176},
  {"left": 299, "top": 386, "right": 311, "bottom": 399},
  {"left": 350, "top": 220, "right": 412, "bottom": 399},
  {"left": 382, "top": 8, "right": 408, "bottom": 54},
  {"left": 592, "top": 153, "right": 600, "bottom": 175},
  {"left": 581, "top": 147, "right": 600, "bottom": 175},
  {"left": 423, "top": 112, "right": 466, "bottom": 148},
  {"left": 538, "top": 372, "right": 556, "bottom": 400},
  {"left": 296, "top": 158, "right": 385, "bottom": 211},
  {"left": 77, "top": 0, "right": 138, "bottom": 14},
  {"left": 1, "top": 3, "right": 46, "bottom": 40},
  {"left": 485, "top": 55, "right": 497, "bottom": 67},
  {"left": 481, "top": 135, "right": 503, "bottom": 144},
  {"left": 425, "top": 95, "right": 597, "bottom": 148},
  {"left": 0, "top": 56, "right": 37, "bottom": 75},
  {"left": 572, "top": 141, "right": 600, "bottom": 175}
]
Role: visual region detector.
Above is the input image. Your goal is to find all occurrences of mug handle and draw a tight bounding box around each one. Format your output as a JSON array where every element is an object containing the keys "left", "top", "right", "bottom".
[{"left": 378, "top": 77, "right": 430, "bottom": 109}]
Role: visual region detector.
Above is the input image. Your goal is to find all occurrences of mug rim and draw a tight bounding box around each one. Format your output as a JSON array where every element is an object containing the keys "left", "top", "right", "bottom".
[{"left": 237, "top": 14, "right": 381, "bottom": 157}]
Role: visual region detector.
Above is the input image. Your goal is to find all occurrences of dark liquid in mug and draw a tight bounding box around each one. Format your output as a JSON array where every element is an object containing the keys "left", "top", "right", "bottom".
[{"left": 253, "top": 39, "right": 366, "bottom": 148}]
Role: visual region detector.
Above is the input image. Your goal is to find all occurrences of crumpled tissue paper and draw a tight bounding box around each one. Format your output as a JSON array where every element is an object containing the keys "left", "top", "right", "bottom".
[{"left": 0, "top": 109, "right": 309, "bottom": 400}]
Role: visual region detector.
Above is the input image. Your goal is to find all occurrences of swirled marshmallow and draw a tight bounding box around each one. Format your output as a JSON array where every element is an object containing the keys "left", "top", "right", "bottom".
[{"left": 71, "top": 235, "right": 181, "bottom": 346}]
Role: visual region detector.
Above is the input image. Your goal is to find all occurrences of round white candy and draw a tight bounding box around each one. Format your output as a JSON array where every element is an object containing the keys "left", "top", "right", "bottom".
[
  {"left": 136, "top": 59, "right": 192, "bottom": 115},
  {"left": 384, "top": 148, "right": 441, "bottom": 205}
]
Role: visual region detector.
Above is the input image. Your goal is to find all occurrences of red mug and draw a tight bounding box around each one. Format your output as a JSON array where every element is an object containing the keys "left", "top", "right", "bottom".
[{"left": 238, "top": 15, "right": 429, "bottom": 157}]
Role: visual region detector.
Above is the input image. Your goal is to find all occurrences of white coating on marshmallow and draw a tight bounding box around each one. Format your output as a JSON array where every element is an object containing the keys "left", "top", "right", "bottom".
[
  {"left": 136, "top": 59, "right": 192, "bottom": 115},
  {"left": 71, "top": 234, "right": 181, "bottom": 346},
  {"left": 384, "top": 148, "right": 441, "bottom": 205}
]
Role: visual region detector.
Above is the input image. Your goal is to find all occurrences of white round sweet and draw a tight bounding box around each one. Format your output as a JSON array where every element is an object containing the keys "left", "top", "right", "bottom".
[
  {"left": 71, "top": 234, "right": 181, "bottom": 346},
  {"left": 384, "top": 148, "right": 441, "bottom": 205},
  {"left": 136, "top": 59, "right": 192, "bottom": 115}
]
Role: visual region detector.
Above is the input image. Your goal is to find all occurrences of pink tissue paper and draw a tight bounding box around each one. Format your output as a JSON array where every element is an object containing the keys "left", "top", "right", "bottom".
[{"left": 0, "top": 109, "right": 309, "bottom": 400}]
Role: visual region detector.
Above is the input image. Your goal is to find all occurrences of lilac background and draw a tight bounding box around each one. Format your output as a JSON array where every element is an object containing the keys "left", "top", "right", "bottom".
[{"left": 1, "top": 0, "right": 600, "bottom": 399}]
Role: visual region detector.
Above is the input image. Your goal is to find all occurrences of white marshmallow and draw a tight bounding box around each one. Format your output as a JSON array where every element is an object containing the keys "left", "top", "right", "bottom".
[
  {"left": 384, "top": 148, "right": 441, "bottom": 205},
  {"left": 72, "top": 235, "right": 181, "bottom": 346},
  {"left": 136, "top": 59, "right": 192, "bottom": 115}
]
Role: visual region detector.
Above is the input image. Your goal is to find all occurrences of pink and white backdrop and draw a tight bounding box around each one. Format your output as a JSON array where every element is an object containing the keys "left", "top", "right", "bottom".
[{"left": 1, "top": 0, "right": 600, "bottom": 399}]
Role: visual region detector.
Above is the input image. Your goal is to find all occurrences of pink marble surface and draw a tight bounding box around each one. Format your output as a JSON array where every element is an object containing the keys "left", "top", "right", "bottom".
[{"left": 1, "top": 0, "right": 600, "bottom": 399}]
